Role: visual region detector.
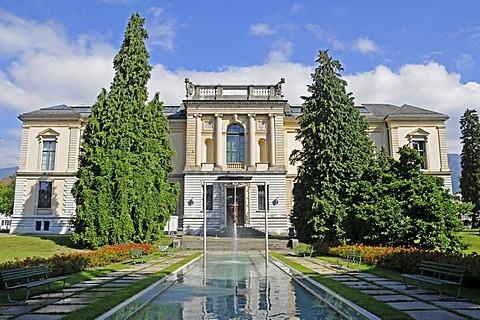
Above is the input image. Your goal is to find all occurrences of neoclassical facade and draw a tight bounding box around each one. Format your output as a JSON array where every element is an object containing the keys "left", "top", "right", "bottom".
[{"left": 10, "top": 79, "right": 452, "bottom": 235}]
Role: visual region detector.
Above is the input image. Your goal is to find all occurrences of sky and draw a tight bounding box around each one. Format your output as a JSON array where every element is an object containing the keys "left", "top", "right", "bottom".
[{"left": 0, "top": 0, "right": 479, "bottom": 168}]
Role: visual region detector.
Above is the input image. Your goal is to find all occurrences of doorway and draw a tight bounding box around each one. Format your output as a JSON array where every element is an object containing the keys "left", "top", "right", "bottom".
[{"left": 226, "top": 187, "right": 245, "bottom": 226}]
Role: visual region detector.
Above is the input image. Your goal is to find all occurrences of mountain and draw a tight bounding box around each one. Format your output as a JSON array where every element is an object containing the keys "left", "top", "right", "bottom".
[
  {"left": 0, "top": 167, "right": 18, "bottom": 179},
  {"left": 448, "top": 154, "right": 461, "bottom": 194}
]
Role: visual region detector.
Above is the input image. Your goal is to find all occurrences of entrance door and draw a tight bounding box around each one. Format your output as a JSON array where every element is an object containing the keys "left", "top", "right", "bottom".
[{"left": 226, "top": 187, "right": 245, "bottom": 226}]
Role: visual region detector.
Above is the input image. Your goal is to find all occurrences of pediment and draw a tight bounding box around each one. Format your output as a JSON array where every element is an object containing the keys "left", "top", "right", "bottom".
[
  {"left": 37, "top": 128, "right": 60, "bottom": 138},
  {"left": 406, "top": 128, "right": 430, "bottom": 137}
]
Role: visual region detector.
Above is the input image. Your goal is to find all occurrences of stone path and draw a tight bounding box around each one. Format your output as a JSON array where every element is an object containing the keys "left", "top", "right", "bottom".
[
  {"left": 0, "top": 251, "right": 194, "bottom": 320},
  {"left": 286, "top": 254, "right": 480, "bottom": 320}
]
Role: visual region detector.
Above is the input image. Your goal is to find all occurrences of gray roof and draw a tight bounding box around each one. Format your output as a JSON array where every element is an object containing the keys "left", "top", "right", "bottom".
[
  {"left": 19, "top": 104, "right": 186, "bottom": 120},
  {"left": 19, "top": 102, "right": 447, "bottom": 122},
  {"left": 362, "top": 103, "right": 448, "bottom": 120}
]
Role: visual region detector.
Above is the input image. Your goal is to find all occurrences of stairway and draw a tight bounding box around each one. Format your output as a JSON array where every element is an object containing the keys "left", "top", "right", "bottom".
[{"left": 179, "top": 234, "right": 290, "bottom": 251}]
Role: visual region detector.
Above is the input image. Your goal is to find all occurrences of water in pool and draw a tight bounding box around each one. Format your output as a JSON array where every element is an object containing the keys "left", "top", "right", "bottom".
[{"left": 108, "top": 252, "right": 345, "bottom": 319}]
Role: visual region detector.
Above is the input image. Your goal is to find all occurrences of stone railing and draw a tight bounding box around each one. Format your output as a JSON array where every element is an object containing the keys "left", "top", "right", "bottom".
[{"left": 184, "top": 78, "right": 285, "bottom": 100}]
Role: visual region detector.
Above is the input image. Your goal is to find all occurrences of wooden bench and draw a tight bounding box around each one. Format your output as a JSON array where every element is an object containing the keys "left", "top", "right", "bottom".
[
  {"left": 0, "top": 265, "right": 67, "bottom": 303},
  {"left": 130, "top": 250, "right": 149, "bottom": 264},
  {"left": 337, "top": 250, "right": 362, "bottom": 270},
  {"left": 299, "top": 244, "right": 314, "bottom": 257},
  {"left": 402, "top": 260, "right": 465, "bottom": 298}
]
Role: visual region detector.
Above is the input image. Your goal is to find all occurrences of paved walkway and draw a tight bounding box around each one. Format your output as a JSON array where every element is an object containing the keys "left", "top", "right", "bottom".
[
  {"left": 286, "top": 254, "right": 480, "bottom": 320},
  {"left": 1, "top": 250, "right": 479, "bottom": 319},
  {"left": 0, "top": 251, "right": 194, "bottom": 320}
]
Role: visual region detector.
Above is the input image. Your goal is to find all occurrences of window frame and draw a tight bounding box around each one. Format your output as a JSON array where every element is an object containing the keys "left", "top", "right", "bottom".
[
  {"left": 206, "top": 184, "right": 213, "bottom": 211},
  {"left": 411, "top": 137, "right": 428, "bottom": 169},
  {"left": 257, "top": 184, "right": 269, "bottom": 211},
  {"left": 226, "top": 124, "right": 245, "bottom": 164},
  {"left": 37, "top": 181, "right": 53, "bottom": 209}
]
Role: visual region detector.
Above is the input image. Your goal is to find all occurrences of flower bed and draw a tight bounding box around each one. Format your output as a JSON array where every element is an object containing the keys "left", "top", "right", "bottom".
[
  {"left": 328, "top": 243, "right": 480, "bottom": 288},
  {"left": 0, "top": 243, "right": 156, "bottom": 277}
]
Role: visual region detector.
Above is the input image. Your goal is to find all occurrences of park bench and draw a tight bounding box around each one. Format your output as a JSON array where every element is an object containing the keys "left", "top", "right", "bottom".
[
  {"left": 0, "top": 265, "right": 67, "bottom": 303},
  {"left": 158, "top": 245, "right": 171, "bottom": 255},
  {"left": 402, "top": 260, "right": 465, "bottom": 298},
  {"left": 337, "top": 250, "right": 362, "bottom": 270},
  {"left": 299, "top": 244, "right": 314, "bottom": 257},
  {"left": 130, "top": 249, "right": 149, "bottom": 264}
]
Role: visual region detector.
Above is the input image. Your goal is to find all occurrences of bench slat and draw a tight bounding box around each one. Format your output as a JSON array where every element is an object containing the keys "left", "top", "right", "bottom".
[
  {"left": 0, "top": 266, "right": 66, "bottom": 303},
  {"left": 402, "top": 260, "right": 465, "bottom": 298}
]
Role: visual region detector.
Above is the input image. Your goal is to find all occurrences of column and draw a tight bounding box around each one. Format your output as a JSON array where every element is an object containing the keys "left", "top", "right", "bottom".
[
  {"left": 215, "top": 114, "right": 223, "bottom": 168},
  {"left": 248, "top": 114, "right": 256, "bottom": 168},
  {"left": 195, "top": 114, "right": 202, "bottom": 167},
  {"left": 269, "top": 114, "right": 276, "bottom": 166}
]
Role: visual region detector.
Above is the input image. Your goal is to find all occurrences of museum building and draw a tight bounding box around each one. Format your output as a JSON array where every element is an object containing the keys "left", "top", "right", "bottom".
[{"left": 10, "top": 79, "right": 452, "bottom": 235}]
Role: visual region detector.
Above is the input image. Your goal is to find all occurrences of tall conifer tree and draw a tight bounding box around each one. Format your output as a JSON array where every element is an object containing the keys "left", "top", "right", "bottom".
[
  {"left": 72, "top": 13, "right": 178, "bottom": 248},
  {"left": 290, "top": 50, "right": 374, "bottom": 243},
  {"left": 460, "top": 109, "right": 480, "bottom": 228}
]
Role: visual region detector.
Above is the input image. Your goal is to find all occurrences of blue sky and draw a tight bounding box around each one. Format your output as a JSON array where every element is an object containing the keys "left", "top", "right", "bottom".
[{"left": 0, "top": 0, "right": 479, "bottom": 167}]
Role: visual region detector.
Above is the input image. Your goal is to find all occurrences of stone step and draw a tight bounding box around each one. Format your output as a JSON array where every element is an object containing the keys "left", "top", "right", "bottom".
[{"left": 179, "top": 235, "right": 289, "bottom": 251}]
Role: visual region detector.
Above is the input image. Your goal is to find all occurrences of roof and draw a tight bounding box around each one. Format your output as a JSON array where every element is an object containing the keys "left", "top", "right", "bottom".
[
  {"left": 362, "top": 103, "right": 448, "bottom": 121},
  {"left": 19, "top": 104, "right": 186, "bottom": 120},
  {"left": 19, "top": 102, "right": 447, "bottom": 122}
]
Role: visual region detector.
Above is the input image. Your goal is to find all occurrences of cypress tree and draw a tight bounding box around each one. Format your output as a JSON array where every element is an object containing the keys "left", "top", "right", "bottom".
[
  {"left": 290, "top": 50, "right": 374, "bottom": 243},
  {"left": 460, "top": 109, "right": 480, "bottom": 228},
  {"left": 72, "top": 13, "right": 178, "bottom": 248}
]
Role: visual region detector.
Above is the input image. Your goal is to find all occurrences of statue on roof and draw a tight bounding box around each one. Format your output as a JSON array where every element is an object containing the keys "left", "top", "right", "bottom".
[
  {"left": 276, "top": 78, "right": 285, "bottom": 97},
  {"left": 185, "top": 78, "right": 195, "bottom": 98}
]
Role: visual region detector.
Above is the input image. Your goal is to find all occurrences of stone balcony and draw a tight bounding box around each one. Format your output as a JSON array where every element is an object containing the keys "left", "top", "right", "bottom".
[{"left": 185, "top": 78, "right": 285, "bottom": 101}]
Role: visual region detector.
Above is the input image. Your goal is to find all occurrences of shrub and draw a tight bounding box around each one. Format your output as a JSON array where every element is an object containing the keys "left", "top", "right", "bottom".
[
  {"left": 328, "top": 243, "right": 480, "bottom": 288},
  {"left": 0, "top": 243, "right": 155, "bottom": 277}
]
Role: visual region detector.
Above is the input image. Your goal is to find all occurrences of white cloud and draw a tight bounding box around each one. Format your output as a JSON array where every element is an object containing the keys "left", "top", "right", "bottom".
[
  {"left": 291, "top": 4, "right": 303, "bottom": 14},
  {"left": 146, "top": 6, "right": 178, "bottom": 52},
  {"left": 250, "top": 23, "right": 276, "bottom": 36},
  {"left": 352, "top": 36, "right": 380, "bottom": 54},
  {"left": 345, "top": 62, "right": 480, "bottom": 153},
  {"left": 456, "top": 54, "right": 475, "bottom": 70},
  {"left": 0, "top": 8, "right": 70, "bottom": 57},
  {"left": 305, "top": 23, "right": 345, "bottom": 50},
  {"left": 266, "top": 38, "right": 293, "bottom": 64}
]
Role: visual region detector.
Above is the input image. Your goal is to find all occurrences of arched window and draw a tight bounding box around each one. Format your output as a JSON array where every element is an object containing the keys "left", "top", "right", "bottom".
[{"left": 226, "top": 124, "right": 244, "bottom": 163}]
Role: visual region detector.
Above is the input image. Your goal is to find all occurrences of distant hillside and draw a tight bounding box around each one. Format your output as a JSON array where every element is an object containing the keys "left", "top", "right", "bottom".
[
  {"left": 0, "top": 167, "right": 18, "bottom": 179},
  {"left": 448, "top": 154, "right": 461, "bottom": 194}
]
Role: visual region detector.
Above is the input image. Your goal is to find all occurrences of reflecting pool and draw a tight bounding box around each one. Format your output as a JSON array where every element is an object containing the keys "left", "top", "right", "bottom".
[{"left": 100, "top": 253, "right": 376, "bottom": 319}]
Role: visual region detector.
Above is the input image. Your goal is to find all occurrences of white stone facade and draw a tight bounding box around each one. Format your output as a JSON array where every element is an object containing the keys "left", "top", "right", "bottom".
[{"left": 9, "top": 80, "right": 452, "bottom": 235}]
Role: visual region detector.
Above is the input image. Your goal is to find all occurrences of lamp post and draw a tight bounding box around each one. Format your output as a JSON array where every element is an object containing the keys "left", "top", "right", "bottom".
[
  {"left": 202, "top": 181, "right": 207, "bottom": 272},
  {"left": 264, "top": 181, "right": 269, "bottom": 267}
]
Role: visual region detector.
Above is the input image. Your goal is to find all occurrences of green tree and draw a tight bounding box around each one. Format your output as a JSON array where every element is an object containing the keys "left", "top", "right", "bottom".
[
  {"left": 0, "top": 175, "right": 15, "bottom": 216},
  {"left": 347, "top": 146, "right": 466, "bottom": 251},
  {"left": 460, "top": 109, "right": 480, "bottom": 228},
  {"left": 72, "top": 13, "right": 178, "bottom": 249},
  {"left": 290, "top": 50, "right": 375, "bottom": 243}
]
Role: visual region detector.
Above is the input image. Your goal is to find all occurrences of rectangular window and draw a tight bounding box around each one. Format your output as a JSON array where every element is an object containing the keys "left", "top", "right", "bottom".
[
  {"left": 42, "top": 140, "right": 56, "bottom": 171},
  {"left": 206, "top": 185, "right": 213, "bottom": 210},
  {"left": 43, "top": 221, "right": 50, "bottom": 231},
  {"left": 258, "top": 185, "right": 270, "bottom": 211},
  {"left": 35, "top": 221, "right": 42, "bottom": 231},
  {"left": 38, "top": 181, "right": 53, "bottom": 209},
  {"left": 412, "top": 139, "right": 427, "bottom": 169}
]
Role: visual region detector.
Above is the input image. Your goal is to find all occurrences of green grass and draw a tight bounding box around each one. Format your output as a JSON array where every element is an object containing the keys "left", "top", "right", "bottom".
[
  {"left": 272, "top": 252, "right": 413, "bottom": 319},
  {"left": 0, "top": 234, "right": 83, "bottom": 263},
  {"left": 461, "top": 228, "right": 480, "bottom": 254},
  {"left": 0, "top": 260, "right": 130, "bottom": 304},
  {"left": 63, "top": 252, "right": 201, "bottom": 320}
]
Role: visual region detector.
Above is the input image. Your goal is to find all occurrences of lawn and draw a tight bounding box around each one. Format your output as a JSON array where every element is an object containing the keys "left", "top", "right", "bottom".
[
  {"left": 461, "top": 228, "right": 480, "bottom": 254},
  {"left": 0, "top": 234, "right": 84, "bottom": 263}
]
